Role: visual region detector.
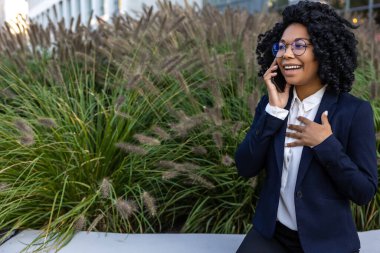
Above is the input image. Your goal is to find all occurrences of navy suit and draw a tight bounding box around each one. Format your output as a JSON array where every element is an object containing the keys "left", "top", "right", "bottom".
[{"left": 235, "top": 87, "right": 378, "bottom": 253}]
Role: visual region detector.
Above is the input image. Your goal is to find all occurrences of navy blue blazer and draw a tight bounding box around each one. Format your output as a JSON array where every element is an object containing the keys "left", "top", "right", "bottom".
[{"left": 235, "top": 87, "right": 378, "bottom": 253}]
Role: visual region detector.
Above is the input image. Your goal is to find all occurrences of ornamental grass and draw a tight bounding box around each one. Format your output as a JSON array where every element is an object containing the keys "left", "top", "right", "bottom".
[{"left": 0, "top": 1, "right": 378, "bottom": 251}]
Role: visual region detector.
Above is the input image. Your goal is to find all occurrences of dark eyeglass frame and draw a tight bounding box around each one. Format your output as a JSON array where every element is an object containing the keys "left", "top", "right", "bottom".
[{"left": 272, "top": 38, "right": 312, "bottom": 58}]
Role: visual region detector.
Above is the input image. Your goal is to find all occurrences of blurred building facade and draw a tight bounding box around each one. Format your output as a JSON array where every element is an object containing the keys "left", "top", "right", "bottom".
[
  {"left": 24, "top": 0, "right": 380, "bottom": 28},
  {"left": 203, "top": 0, "right": 328, "bottom": 13},
  {"left": 0, "top": 0, "right": 5, "bottom": 25},
  {"left": 204, "top": 0, "right": 380, "bottom": 15},
  {"left": 0, "top": 0, "right": 28, "bottom": 27},
  {"left": 204, "top": 0, "right": 269, "bottom": 12},
  {"left": 27, "top": 0, "right": 203, "bottom": 28}
]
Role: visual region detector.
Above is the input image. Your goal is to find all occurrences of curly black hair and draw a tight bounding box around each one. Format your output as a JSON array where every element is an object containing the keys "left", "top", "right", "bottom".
[{"left": 256, "top": 1, "right": 358, "bottom": 93}]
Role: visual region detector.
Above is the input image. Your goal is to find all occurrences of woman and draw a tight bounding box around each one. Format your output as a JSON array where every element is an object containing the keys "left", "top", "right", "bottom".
[{"left": 235, "top": 1, "right": 378, "bottom": 253}]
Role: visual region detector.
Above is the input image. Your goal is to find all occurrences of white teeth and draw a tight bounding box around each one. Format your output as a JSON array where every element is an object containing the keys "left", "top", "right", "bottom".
[{"left": 284, "top": 65, "right": 302, "bottom": 70}]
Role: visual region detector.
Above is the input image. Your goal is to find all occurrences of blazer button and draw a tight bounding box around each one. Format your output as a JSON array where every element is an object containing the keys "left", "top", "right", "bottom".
[
  {"left": 296, "top": 191, "right": 303, "bottom": 199},
  {"left": 255, "top": 130, "right": 260, "bottom": 136}
]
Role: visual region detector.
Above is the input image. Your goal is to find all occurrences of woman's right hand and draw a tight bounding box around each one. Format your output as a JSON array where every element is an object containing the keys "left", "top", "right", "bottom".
[{"left": 263, "top": 59, "right": 291, "bottom": 108}]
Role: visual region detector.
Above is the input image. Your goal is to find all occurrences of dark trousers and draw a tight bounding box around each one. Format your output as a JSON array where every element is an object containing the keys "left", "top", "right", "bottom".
[{"left": 236, "top": 222, "right": 304, "bottom": 253}]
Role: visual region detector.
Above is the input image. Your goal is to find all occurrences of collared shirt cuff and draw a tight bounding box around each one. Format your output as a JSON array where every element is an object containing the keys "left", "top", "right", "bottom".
[{"left": 265, "top": 103, "right": 289, "bottom": 120}]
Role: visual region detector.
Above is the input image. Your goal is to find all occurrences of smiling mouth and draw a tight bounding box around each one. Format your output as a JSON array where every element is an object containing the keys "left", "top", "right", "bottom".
[
  {"left": 283, "top": 65, "right": 302, "bottom": 70},
  {"left": 283, "top": 65, "right": 303, "bottom": 76}
]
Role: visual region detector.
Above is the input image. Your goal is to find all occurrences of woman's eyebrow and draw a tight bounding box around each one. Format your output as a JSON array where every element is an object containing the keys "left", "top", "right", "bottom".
[{"left": 279, "top": 37, "right": 310, "bottom": 42}]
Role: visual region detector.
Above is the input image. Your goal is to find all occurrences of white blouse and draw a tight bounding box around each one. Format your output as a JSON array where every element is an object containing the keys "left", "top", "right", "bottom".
[{"left": 264, "top": 85, "right": 327, "bottom": 230}]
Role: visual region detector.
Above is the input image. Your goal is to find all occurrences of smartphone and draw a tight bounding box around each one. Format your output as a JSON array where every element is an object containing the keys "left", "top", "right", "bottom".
[{"left": 271, "top": 66, "right": 287, "bottom": 92}]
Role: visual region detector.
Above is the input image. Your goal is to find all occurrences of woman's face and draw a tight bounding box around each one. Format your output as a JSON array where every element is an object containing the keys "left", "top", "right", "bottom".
[{"left": 276, "top": 23, "right": 321, "bottom": 88}]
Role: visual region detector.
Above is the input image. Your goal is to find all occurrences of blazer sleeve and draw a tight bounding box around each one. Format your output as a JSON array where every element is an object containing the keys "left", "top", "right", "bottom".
[
  {"left": 312, "top": 101, "right": 378, "bottom": 205},
  {"left": 235, "top": 95, "right": 286, "bottom": 178}
]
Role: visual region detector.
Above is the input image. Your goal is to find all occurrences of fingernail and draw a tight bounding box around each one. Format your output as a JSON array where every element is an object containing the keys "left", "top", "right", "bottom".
[{"left": 324, "top": 111, "right": 328, "bottom": 116}]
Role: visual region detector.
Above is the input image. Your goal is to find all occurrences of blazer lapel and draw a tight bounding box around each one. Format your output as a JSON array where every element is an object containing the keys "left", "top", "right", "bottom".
[
  {"left": 295, "top": 88, "right": 339, "bottom": 188},
  {"left": 274, "top": 87, "right": 294, "bottom": 173}
]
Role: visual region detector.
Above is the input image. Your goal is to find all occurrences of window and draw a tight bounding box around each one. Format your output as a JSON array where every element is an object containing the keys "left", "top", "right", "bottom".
[
  {"left": 76, "top": 0, "right": 81, "bottom": 14},
  {"left": 114, "top": 0, "right": 120, "bottom": 15},
  {"left": 59, "top": 1, "right": 63, "bottom": 20},
  {"left": 100, "top": 0, "right": 105, "bottom": 15},
  {"left": 87, "top": 0, "right": 92, "bottom": 18},
  {"left": 67, "top": 0, "right": 72, "bottom": 19}
]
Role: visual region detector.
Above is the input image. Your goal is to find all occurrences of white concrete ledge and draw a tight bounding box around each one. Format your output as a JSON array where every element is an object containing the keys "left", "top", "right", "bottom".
[{"left": 0, "top": 229, "right": 379, "bottom": 253}]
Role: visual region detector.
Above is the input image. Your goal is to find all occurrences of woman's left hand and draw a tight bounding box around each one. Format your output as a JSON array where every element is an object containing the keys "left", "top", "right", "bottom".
[{"left": 285, "top": 111, "right": 333, "bottom": 147}]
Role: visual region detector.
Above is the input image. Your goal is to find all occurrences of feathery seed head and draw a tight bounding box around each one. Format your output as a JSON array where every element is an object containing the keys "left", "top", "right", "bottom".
[
  {"left": 151, "top": 126, "right": 171, "bottom": 140},
  {"left": 232, "top": 121, "right": 243, "bottom": 137},
  {"left": 38, "top": 118, "right": 57, "bottom": 128},
  {"left": 0, "top": 183, "right": 9, "bottom": 191},
  {"left": 248, "top": 91, "right": 259, "bottom": 116},
  {"left": 157, "top": 160, "right": 178, "bottom": 169},
  {"left": 182, "top": 162, "right": 200, "bottom": 171},
  {"left": 162, "top": 170, "right": 179, "bottom": 180},
  {"left": 74, "top": 214, "right": 86, "bottom": 231},
  {"left": 115, "top": 142, "right": 148, "bottom": 155},
  {"left": 205, "top": 107, "right": 222, "bottom": 126},
  {"left": 0, "top": 88, "right": 16, "bottom": 99},
  {"left": 99, "top": 178, "right": 112, "bottom": 199},
  {"left": 116, "top": 198, "right": 137, "bottom": 219},
  {"left": 115, "top": 96, "right": 126, "bottom": 110},
  {"left": 191, "top": 146, "right": 207, "bottom": 155},
  {"left": 14, "top": 119, "right": 33, "bottom": 135},
  {"left": 142, "top": 191, "right": 157, "bottom": 217},
  {"left": 188, "top": 174, "right": 215, "bottom": 189},
  {"left": 249, "top": 177, "right": 258, "bottom": 189},
  {"left": 212, "top": 131, "right": 223, "bottom": 149},
  {"left": 221, "top": 154, "right": 234, "bottom": 166},
  {"left": 133, "top": 134, "right": 161, "bottom": 146},
  {"left": 20, "top": 134, "right": 35, "bottom": 146}
]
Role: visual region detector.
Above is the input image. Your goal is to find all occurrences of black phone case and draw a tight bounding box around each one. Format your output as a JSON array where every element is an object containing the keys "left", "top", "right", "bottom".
[{"left": 271, "top": 69, "right": 287, "bottom": 92}]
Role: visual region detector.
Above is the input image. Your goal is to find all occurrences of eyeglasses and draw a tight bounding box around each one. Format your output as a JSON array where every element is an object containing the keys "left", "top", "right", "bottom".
[{"left": 272, "top": 39, "right": 312, "bottom": 58}]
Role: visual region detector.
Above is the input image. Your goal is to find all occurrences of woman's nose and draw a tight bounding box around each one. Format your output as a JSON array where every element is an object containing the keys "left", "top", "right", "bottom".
[{"left": 283, "top": 45, "right": 295, "bottom": 59}]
